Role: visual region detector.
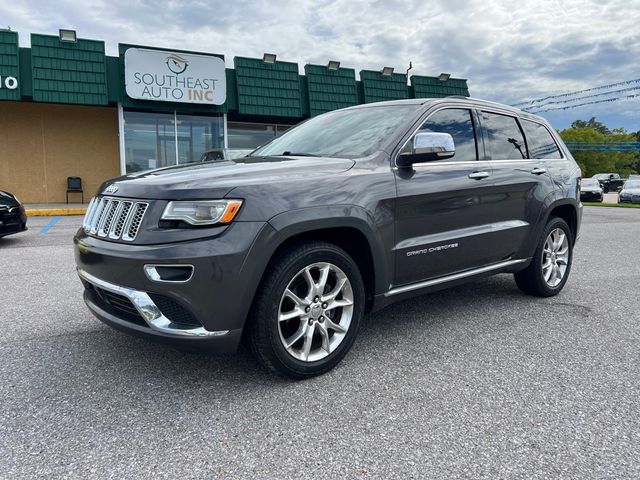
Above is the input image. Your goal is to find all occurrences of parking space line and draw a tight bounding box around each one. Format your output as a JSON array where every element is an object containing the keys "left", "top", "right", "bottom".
[{"left": 39, "top": 216, "right": 61, "bottom": 234}]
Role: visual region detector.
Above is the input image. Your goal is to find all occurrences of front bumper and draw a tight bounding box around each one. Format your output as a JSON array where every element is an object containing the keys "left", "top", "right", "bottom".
[
  {"left": 74, "top": 221, "right": 273, "bottom": 351},
  {"left": 79, "top": 268, "right": 230, "bottom": 337},
  {"left": 81, "top": 269, "right": 242, "bottom": 351}
]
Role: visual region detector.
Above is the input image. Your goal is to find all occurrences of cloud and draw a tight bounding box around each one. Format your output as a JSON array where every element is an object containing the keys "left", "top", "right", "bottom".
[{"left": 1, "top": 0, "right": 639, "bottom": 129}]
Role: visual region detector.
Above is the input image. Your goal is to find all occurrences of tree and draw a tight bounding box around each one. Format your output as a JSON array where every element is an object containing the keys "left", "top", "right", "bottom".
[
  {"left": 559, "top": 126, "right": 639, "bottom": 177},
  {"left": 570, "top": 117, "right": 610, "bottom": 135}
]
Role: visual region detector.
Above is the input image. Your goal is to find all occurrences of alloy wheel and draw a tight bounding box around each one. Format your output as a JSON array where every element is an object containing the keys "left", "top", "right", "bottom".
[
  {"left": 541, "top": 228, "right": 569, "bottom": 287},
  {"left": 278, "top": 262, "right": 354, "bottom": 362}
]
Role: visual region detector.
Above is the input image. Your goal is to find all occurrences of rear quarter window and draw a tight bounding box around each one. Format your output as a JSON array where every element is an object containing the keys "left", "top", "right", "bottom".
[{"left": 520, "top": 119, "right": 562, "bottom": 159}]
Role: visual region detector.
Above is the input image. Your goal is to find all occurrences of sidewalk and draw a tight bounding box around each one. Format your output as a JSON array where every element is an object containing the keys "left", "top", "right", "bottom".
[{"left": 25, "top": 203, "right": 88, "bottom": 216}]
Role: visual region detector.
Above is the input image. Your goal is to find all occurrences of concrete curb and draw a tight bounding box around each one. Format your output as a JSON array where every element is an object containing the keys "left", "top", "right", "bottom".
[{"left": 26, "top": 208, "right": 87, "bottom": 217}]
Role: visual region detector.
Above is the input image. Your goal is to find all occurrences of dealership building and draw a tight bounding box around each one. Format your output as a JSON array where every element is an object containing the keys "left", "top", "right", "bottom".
[{"left": 0, "top": 29, "right": 470, "bottom": 204}]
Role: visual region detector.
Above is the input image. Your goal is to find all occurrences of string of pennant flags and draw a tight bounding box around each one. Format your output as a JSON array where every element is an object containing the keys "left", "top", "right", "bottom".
[
  {"left": 525, "top": 93, "right": 640, "bottom": 114},
  {"left": 511, "top": 78, "right": 640, "bottom": 107},
  {"left": 520, "top": 86, "right": 640, "bottom": 111}
]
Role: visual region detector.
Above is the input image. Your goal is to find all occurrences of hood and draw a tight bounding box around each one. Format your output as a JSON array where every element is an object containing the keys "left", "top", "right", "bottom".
[
  {"left": 0, "top": 190, "right": 19, "bottom": 207},
  {"left": 621, "top": 187, "right": 640, "bottom": 195},
  {"left": 98, "top": 156, "right": 356, "bottom": 200}
]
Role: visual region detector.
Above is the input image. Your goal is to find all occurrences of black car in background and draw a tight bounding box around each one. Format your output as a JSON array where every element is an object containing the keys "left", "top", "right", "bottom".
[
  {"left": 593, "top": 173, "right": 624, "bottom": 193},
  {"left": 619, "top": 179, "right": 640, "bottom": 204},
  {"left": 0, "top": 190, "right": 27, "bottom": 238},
  {"left": 579, "top": 178, "right": 603, "bottom": 202}
]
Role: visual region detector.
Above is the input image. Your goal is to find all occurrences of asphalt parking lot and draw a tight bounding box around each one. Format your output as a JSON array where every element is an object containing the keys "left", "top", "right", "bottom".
[{"left": 1, "top": 208, "right": 639, "bottom": 479}]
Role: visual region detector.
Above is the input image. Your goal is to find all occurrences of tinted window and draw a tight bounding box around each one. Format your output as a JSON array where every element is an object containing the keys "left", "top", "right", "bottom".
[
  {"left": 520, "top": 120, "right": 562, "bottom": 159},
  {"left": 482, "top": 112, "right": 526, "bottom": 160},
  {"left": 414, "top": 108, "right": 477, "bottom": 161}
]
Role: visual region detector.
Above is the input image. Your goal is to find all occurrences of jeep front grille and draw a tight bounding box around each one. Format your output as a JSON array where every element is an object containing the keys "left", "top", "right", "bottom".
[{"left": 83, "top": 196, "right": 148, "bottom": 241}]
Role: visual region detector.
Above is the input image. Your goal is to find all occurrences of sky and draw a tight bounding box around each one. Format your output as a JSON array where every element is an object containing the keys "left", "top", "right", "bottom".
[{"left": 2, "top": 0, "right": 639, "bottom": 131}]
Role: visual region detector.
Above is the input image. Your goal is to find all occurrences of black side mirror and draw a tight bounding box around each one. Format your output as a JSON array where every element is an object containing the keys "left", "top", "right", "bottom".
[{"left": 397, "top": 132, "right": 455, "bottom": 167}]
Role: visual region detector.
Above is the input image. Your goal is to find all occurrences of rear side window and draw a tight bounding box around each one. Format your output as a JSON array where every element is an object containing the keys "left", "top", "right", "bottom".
[
  {"left": 482, "top": 112, "right": 526, "bottom": 160},
  {"left": 413, "top": 108, "right": 478, "bottom": 161},
  {"left": 520, "top": 120, "right": 562, "bottom": 159}
]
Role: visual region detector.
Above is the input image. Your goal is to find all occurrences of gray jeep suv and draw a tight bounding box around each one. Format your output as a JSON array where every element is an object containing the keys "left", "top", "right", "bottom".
[{"left": 74, "top": 97, "right": 582, "bottom": 379}]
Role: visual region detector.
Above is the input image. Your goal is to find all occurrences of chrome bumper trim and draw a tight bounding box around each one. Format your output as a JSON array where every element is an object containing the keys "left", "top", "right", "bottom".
[{"left": 77, "top": 268, "right": 228, "bottom": 338}]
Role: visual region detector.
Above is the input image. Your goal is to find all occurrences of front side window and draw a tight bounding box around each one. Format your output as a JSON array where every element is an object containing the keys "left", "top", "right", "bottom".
[
  {"left": 410, "top": 108, "right": 478, "bottom": 162},
  {"left": 520, "top": 119, "right": 562, "bottom": 159},
  {"left": 482, "top": 112, "right": 526, "bottom": 160}
]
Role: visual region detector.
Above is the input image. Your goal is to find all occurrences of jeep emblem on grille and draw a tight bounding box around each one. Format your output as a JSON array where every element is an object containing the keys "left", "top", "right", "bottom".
[{"left": 104, "top": 184, "right": 119, "bottom": 194}]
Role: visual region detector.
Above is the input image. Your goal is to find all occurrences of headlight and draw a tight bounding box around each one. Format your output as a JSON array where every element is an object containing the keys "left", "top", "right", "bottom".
[{"left": 161, "top": 200, "right": 243, "bottom": 226}]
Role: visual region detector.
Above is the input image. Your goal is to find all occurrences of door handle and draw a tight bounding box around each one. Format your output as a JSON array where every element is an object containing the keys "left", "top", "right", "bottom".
[
  {"left": 531, "top": 167, "right": 547, "bottom": 175},
  {"left": 468, "top": 171, "right": 490, "bottom": 180}
]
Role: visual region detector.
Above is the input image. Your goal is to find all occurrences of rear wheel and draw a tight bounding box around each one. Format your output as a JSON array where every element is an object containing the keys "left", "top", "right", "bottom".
[
  {"left": 246, "top": 241, "right": 365, "bottom": 379},
  {"left": 514, "top": 217, "right": 573, "bottom": 297}
]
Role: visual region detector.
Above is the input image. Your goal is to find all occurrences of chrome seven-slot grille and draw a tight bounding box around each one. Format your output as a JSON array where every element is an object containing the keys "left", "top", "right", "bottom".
[{"left": 83, "top": 196, "right": 148, "bottom": 241}]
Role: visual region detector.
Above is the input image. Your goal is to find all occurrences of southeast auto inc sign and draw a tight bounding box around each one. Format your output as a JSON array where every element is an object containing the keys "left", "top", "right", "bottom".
[{"left": 124, "top": 48, "right": 226, "bottom": 105}]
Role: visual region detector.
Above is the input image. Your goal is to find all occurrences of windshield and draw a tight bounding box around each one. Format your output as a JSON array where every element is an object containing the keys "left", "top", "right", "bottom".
[
  {"left": 581, "top": 179, "right": 600, "bottom": 188},
  {"left": 251, "top": 105, "right": 419, "bottom": 159},
  {"left": 624, "top": 180, "right": 640, "bottom": 189}
]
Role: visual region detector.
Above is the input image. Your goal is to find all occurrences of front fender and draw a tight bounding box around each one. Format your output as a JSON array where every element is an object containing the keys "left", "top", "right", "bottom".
[{"left": 240, "top": 205, "right": 393, "bottom": 298}]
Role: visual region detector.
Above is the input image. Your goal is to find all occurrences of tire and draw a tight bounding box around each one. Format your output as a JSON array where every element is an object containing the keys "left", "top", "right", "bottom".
[
  {"left": 246, "top": 241, "right": 365, "bottom": 379},
  {"left": 514, "top": 217, "right": 573, "bottom": 297}
]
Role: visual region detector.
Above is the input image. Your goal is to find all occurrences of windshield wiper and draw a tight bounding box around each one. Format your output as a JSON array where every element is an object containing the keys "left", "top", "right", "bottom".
[{"left": 278, "top": 151, "right": 319, "bottom": 157}]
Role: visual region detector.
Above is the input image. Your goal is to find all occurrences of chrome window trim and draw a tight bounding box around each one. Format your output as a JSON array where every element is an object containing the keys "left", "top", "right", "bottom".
[{"left": 78, "top": 268, "right": 227, "bottom": 338}]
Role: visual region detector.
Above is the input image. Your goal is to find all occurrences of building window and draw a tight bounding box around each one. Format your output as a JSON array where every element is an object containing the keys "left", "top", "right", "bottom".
[
  {"left": 122, "top": 110, "right": 223, "bottom": 173},
  {"left": 227, "top": 121, "right": 291, "bottom": 149}
]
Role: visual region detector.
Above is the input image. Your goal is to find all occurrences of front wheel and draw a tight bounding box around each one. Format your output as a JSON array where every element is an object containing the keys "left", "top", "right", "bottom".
[
  {"left": 514, "top": 217, "right": 573, "bottom": 297},
  {"left": 246, "top": 241, "right": 365, "bottom": 379}
]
